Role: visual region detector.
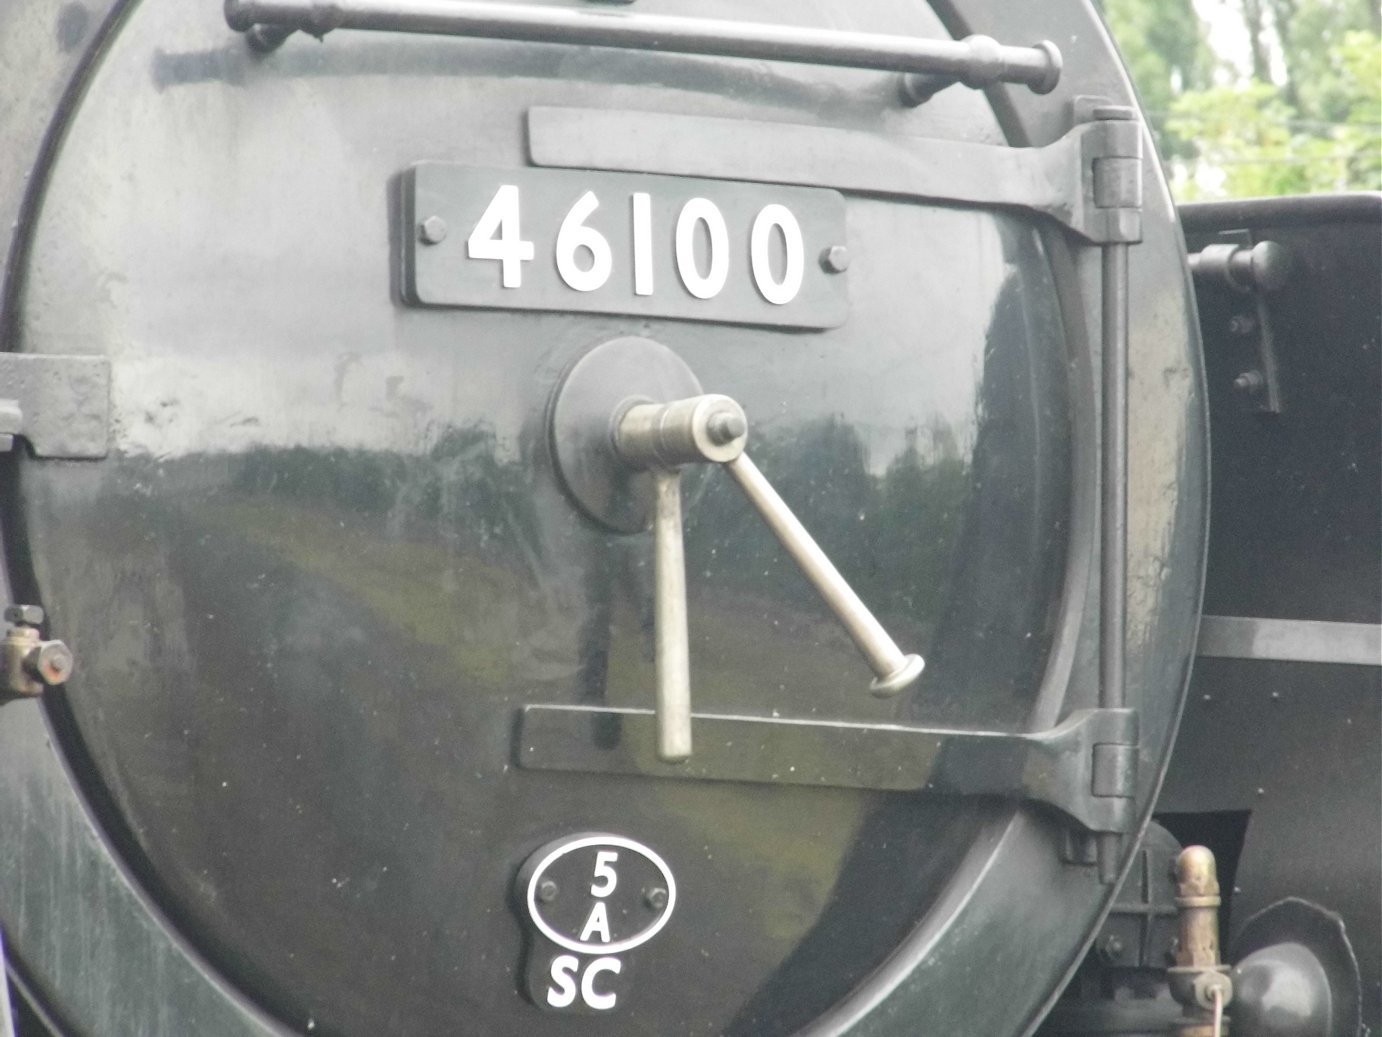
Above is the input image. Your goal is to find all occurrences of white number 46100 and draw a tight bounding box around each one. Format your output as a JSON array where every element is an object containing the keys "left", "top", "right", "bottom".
[{"left": 466, "top": 184, "right": 805, "bottom": 306}]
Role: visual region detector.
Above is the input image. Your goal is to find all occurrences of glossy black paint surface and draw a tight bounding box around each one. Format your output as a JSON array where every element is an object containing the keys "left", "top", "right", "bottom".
[{"left": 11, "top": 3, "right": 1076, "bottom": 1033}]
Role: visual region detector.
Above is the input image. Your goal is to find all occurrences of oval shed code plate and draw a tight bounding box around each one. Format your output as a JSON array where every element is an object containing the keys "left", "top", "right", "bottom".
[{"left": 402, "top": 163, "right": 849, "bottom": 329}]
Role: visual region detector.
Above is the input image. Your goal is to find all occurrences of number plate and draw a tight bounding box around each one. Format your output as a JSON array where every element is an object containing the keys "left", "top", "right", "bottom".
[{"left": 402, "top": 164, "right": 848, "bottom": 329}]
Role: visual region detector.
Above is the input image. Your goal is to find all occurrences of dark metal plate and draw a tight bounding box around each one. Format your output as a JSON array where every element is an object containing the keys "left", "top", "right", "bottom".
[
  {"left": 402, "top": 163, "right": 849, "bottom": 329},
  {"left": 518, "top": 705, "right": 1138, "bottom": 833}
]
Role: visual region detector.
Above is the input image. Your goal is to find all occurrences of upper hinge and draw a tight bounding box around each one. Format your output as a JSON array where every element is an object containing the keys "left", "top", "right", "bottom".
[
  {"left": 1075, "top": 98, "right": 1144, "bottom": 245},
  {"left": 526, "top": 106, "right": 1151, "bottom": 246},
  {"left": 0, "top": 353, "right": 111, "bottom": 459}
]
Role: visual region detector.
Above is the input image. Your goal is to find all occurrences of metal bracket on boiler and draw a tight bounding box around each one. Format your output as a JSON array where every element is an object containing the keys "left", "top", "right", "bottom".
[
  {"left": 517, "top": 705, "right": 1139, "bottom": 835},
  {"left": 1189, "top": 234, "right": 1292, "bottom": 413},
  {"left": 0, "top": 353, "right": 111, "bottom": 459}
]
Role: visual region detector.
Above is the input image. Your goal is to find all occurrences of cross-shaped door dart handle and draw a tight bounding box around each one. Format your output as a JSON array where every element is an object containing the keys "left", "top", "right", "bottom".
[{"left": 614, "top": 394, "right": 924, "bottom": 763}]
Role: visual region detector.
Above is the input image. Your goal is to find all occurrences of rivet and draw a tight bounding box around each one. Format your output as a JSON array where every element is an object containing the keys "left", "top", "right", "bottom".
[
  {"left": 1233, "top": 370, "right": 1266, "bottom": 396},
  {"left": 820, "top": 245, "right": 851, "bottom": 274},
  {"left": 1228, "top": 314, "right": 1257, "bottom": 336},
  {"left": 419, "top": 215, "right": 448, "bottom": 245},
  {"left": 1097, "top": 934, "right": 1125, "bottom": 964},
  {"left": 536, "top": 878, "right": 559, "bottom": 903},
  {"left": 644, "top": 886, "right": 668, "bottom": 910}
]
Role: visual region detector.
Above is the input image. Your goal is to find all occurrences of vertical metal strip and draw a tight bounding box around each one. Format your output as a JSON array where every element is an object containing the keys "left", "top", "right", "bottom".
[
  {"left": 1098, "top": 240, "right": 1130, "bottom": 884},
  {"left": 652, "top": 469, "right": 692, "bottom": 763}
]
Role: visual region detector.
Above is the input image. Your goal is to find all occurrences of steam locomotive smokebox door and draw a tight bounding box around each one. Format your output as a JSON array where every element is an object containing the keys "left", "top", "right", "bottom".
[{"left": 0, "top": 0, "right": 1206, "bottom": 1034}]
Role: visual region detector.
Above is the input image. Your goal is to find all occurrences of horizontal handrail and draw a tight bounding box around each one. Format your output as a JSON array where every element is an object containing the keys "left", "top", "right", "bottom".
[{"left": 224, "top": 0, "right": 1061, "bottom": 98}]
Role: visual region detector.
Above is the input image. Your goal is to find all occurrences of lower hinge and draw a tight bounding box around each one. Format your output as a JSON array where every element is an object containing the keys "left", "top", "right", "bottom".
[{"left": 516, "top": 704, "right": 1139, "bottom": 835}]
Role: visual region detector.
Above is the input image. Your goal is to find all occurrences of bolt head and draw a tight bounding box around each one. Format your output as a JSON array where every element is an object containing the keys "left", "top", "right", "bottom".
[
  {"left": 1232, "top": 370, "right": 1266, "bottom": 395},
  {"left": 1097, "top": 934, "right": 1125, "bottom": 964},
  {"left": 644, "top": 886, "right": 668, "bottom": 911},
  {"left": 706, "top": 410, "right": 747, "bottom": 446},
  {"left": 418, "top": 215, "right": 448, "bottom": 245},
  {"left": 819, "top": 245, "right": 851, "bottom": 274},
  {"left": 4, "top": 604, "right": 44, "bottom": 627},
  {"left": 536, "top": 878, "right": 559, "bottom": 903},
  {"left": 1227, "top": 313, "right": 1257, "bottom": 336},
  {"left": 30, "top": 641, "right": 73, "bottom": 685}
]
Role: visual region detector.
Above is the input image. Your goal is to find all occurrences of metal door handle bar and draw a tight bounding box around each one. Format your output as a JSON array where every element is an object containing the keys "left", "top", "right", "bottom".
[
  {"left": 615, "top": 394, "right": 922, "bottom": 763},
  {"left": 224, "top": 0, "right": 1061, "bottom": 101},
  {"left": 651, "top": 469, "right": 691, "bottom": 763},
  {"left": 724, "top": 452, "right": 924, "bottom": 697},
  {"left": 517, "top": 704, "right": 1139, "bottom": 835}
]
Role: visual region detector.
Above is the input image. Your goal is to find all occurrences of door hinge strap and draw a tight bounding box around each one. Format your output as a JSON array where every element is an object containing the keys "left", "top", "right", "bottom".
[
  {"left": 527, "top": 106, "right": 1146, "bottom": 244},
  {"left": 517, "top": 705, "right": 1139, "bottom": 834}
]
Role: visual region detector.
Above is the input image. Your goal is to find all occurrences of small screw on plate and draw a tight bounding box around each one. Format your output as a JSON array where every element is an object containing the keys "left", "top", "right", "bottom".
[
  {"left": 1232, "top": 370, "right": 1266, "bottom": 396},
  {"left": 644, "top": 886, "right": 668, "bottom": 911},
  {"left": 819, "top": 245, "right": 850, "bottom": 274},
  {"left": 536, "top": 878, "right": 559, "bottom": 903},
  {"left": 418, "top": 216, "right": 448, "bottom": 245}
]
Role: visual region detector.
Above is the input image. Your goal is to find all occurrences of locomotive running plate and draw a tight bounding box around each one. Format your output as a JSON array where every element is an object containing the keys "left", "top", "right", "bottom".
[{"left": 402, "top": 163, "right": 849, "bottom": 329}]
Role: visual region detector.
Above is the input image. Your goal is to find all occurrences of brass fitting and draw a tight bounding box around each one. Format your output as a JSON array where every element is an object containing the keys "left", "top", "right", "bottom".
[
  {"left": 1168, "top": 845, "right": 1233, "bottom": 1036},
  {"left": 2, "top": 605, "right": 74, "bottom": 697}
]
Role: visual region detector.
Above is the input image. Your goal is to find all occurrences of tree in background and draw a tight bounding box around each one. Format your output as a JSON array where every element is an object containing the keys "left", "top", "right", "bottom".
[{"left": 1099, "top": 0, "right": 1381, "bottom": 198}]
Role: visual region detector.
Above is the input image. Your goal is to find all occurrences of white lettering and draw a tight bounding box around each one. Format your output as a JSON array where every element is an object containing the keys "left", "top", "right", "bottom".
[
  {"left": 632, "top": 192, "right": 653, "bottom": 296},
  {"left": 466, "top": 184, "right": 534, "bottom": 289},
  {"left": 750, "top": 204, "right": 805, "bottom": 305},
  {"left": 675, "top": 197, "right": 730, "bottom": 300},
  {"left": 579, "top": 900, "right": 612, "bottom": 943},
  {"left": 545, "top": 954, "right": 579, "bottom": 1008},
  {"left": 555, "top": 191, "right": 613, "bottom": 293},
  {"left": 581, "top": 957, "right": 622, "bottom": 1010},
  {"left": 590, "top": 850, "right": 619, "bottom": 897}
]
